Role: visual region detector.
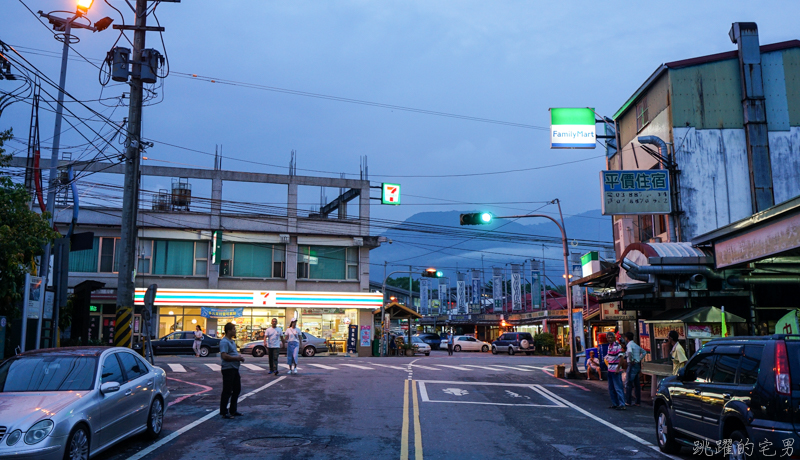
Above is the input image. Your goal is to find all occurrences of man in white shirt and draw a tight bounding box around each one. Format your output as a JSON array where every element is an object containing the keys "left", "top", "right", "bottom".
[{"left": 264, "top": 318, "right": 283, "bottom": 375}]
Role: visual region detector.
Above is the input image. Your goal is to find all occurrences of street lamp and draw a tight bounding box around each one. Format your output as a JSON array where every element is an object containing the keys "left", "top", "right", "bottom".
[
  {"left": 459, "top": 200, "right": 581, "bottom": 378},
  {"left": 27, "top": 2, "right": 112, "bottom": 352}
]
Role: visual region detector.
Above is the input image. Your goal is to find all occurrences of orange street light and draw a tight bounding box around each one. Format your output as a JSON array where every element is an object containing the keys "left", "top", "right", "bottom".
[{"left": 77, "top": 0, "right": 94, "bottom": 14}]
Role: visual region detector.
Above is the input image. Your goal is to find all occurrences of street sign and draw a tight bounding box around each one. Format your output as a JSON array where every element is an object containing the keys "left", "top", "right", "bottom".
[
  {"left": 600, "top": 170, "right": 671, "bottom": 215},
  {"left": 549, "top": 108, "right": 596, "bottom": 149},
  {"left": 381, "top": 183, "right": 401, "bottom": 205}
]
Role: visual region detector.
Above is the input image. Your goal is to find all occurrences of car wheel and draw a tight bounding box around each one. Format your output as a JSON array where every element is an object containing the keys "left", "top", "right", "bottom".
[
  {"left": 146, "top": 397, "right": 164, "bottom": 439},
  {"left": 481, "top": 345, "right": 489, "bottom": 352},
  {"left": 729, "top": 429, "right": 747, "bottom": 460},
  {"left": 253, "top": 346, "right": 266, "bottom": 358},
  {"left": 508, "top": 347, "right": 515, "bottom": 356},
  {"left": 454, "top": 345, "right": 461, "bottom": 352},
  {"left": 65, "top": 424, "right": 90, "bottom": 460},
  {"left": 303, "top": 346, "right": 316, "bottom": 357},
  {"left": 491, "top": 346, "right": 497, "bottom": 355},
  {"left": 655, "top": 405, "right": 681, "bottom": 454},
  {"left": 199, "top": 346, "right": 210, "bottom": 357}
]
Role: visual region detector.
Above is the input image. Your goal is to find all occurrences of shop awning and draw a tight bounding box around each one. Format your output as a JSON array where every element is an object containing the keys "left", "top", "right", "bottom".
[
  {"left": 643, "top": 306, "right": 746, "bottom": 324},
  {"left": 570, "top": 266, "right": 618, "bottom": 288},
  {"left": 373, "top": 302, "right": 422, "bottom": 320}
]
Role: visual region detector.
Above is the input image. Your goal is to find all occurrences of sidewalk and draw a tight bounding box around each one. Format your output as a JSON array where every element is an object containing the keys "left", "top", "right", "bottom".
[{"left": 578, "top": 373, "right": 656, "bottom": 407}]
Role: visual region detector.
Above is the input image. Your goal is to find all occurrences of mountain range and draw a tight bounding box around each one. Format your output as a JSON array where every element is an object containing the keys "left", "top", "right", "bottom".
[{"left": 369, "top": 209, "right": 613, "bottom": 283}]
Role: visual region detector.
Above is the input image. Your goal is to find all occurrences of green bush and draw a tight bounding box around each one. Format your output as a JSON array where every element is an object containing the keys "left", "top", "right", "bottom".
[{"left": 533, "top": 332, "right": 555, "bottom": 355}]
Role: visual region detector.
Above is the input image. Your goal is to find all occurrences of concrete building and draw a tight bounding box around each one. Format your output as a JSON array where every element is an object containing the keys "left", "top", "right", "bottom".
[
  {"left": 574, "top": 24, "right": 800, "bottom": 383},
  {"left": 23, "top": 155, "right": 386, "bottom": 356}
]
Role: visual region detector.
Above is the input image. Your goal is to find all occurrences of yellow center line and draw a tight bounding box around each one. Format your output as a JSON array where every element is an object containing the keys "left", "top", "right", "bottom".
[
  {"left": 412, "top": 380, "right": 423, "bottom": 460},
  {"left": 401, "top": 379, "right": 409, "bottom": 460}
]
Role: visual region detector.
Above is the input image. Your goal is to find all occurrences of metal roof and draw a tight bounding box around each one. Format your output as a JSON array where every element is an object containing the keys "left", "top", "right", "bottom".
[
  {"left": 646, "top": 242, "right": 709, "bottom": 258},
  {"left": 613, "top": 40, "right": 800, "bottom": 120}
]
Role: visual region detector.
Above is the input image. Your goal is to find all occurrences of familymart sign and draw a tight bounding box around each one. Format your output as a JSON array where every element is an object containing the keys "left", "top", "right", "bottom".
[{"left": 550, "top": 108, "right": 596, "bottom": 149}]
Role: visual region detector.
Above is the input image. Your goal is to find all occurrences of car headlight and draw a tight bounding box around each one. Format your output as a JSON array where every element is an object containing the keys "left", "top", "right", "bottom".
[
  {"left": 5, "top": 430, "right": 21, "bottom": 446},
  {"left": 24, "top": 420, "right": 54, "bottom": 445}
]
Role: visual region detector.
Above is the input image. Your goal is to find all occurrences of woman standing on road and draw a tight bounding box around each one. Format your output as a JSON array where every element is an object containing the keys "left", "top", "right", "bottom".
[
  {"left": 193, "top": 325, "right": 204, "bottom": 357},
  {"left": 285, "top": 319, "right": 301, "bottom": 374}
]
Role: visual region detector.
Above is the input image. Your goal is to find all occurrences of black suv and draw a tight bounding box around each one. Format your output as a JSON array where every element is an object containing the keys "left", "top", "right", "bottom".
[
  {"left": 491, "top": 332, "right": 534, "bottom": 355},
  {"left": 415, "top": 333, "right": 442, "bottom": 350},
  {"left": 654, "top": 335, "right": 800, "bottom": 457}
]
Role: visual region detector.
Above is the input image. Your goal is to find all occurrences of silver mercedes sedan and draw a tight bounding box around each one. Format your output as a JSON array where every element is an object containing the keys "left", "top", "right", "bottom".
[{"left": 0, "top": 346, "right": 169, "bottom": 460}]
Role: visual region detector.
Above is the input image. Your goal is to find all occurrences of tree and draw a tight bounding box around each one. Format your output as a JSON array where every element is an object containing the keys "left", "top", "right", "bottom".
[
  {"left": 0, "top": 128, "right": 58, "bottom": 318},
  {"left": 386, "top": 276, "right": 420, "bottom": 292}
]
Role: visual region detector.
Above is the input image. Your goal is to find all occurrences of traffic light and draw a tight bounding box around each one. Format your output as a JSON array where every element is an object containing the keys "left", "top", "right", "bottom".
[
  {"left": 422, "top": 268, "right": 444, "bottom": 278},
  {"left": 459, "top": 212, "right": 493, "bottom": 225}
]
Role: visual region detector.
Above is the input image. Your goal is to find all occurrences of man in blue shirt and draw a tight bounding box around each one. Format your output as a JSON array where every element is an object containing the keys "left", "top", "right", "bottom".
[
  {"left": 624, "top": 331, "right": 647, "bottom": 406},
  {"left": 220, "top": 322, "right": 245, "bottom": 419}
]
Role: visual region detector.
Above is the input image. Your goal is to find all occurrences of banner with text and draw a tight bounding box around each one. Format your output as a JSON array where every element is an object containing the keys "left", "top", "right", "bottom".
[{"left": 601, "top": 170, "right": 671, "bottom": 215}]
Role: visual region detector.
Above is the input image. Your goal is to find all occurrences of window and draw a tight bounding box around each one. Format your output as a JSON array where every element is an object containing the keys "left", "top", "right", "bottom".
[
  {"left": 738, "top": 345, "right": 764, "bottom": 386},
  {"left": 99, "top": 237, "right": 121, "bottom": 273},
  {"left": 118, "top": 353, "right": 148, "bottom": 382},
  {"left": 688, "top": 354, "right": 715, "bottom": 383},
  {"left": 0, "top": 357, "right": 97, "bottom": 392},
  {"left": 711, "top": 355, "right": 739, "bottom": 384},
  {"left": 635, "top": 97, "right": 649, "bottom": 132},
  {"left": 219, "top": 243, "right": 286, "bottom": 278},
  {"left": 151, "top": 240, "right": 200, "bottom": 276},
  {"left": 346, "top": 247, "right": 359, "bottom": 280},
  {"left": 101, "top": 354, "right": 125, "bottom": 384},
  {"left": 167, "top": 332, "right": 182, "bottom": 340},
  {"left": 138, "top": 239, "right": 152, "bottom": 274},
  {"left": 69, "top": 237, "right": 99, "bottom": 272},
  {"left": 194, "top": 241, "right": 208, "bottom": 276},
  {"left": 297, "top": 245, "right": 355, "bottom": 280}
]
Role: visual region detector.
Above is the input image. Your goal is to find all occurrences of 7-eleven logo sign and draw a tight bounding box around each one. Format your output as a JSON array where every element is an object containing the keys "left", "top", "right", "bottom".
[
  {"left": 381, "top": 183, "right": 401, "bottom": 205},
  {"left": 258, "top": 292, "right": 271, "bottom": 305}
]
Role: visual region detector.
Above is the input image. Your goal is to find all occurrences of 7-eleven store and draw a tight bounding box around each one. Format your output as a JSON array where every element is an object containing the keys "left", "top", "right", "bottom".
[{"left": 134, "top": 288, "right": 382, "bottom": 355}]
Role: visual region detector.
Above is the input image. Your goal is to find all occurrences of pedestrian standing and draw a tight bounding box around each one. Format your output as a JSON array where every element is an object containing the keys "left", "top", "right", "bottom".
[
  {"left": 624, "top": 332, "right": 647, "bottom": 406},
  {"left": 668, "top": 330, "right": 687, "bottom": 375},
  {"left": 264, "top": 318, "right": 283, "bottom": 375},
  {"left": 193, "top": 325, "right": 204, "bottom": 357},
  {"left": 220, "top": 322, "right": 245, "bottom": 419},
  {"left": 604, "top": 332, "right": 625, "bottom": 410},
  {"left": 447, "top": 332, "right": 454, "bottom": 356},
  {"left": 285, "top": 319, "right": 301, "bottom": 374}
]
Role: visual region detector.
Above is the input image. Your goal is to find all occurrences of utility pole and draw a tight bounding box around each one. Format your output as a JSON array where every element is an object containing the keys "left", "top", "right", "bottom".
[{"left": 114, "top": 0, "right": 173, "bottom": 347}]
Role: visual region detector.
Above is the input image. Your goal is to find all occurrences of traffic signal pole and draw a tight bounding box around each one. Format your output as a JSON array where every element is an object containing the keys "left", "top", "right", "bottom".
[{"left": 462, "top": 204, "right": 579, "bottom": 377}]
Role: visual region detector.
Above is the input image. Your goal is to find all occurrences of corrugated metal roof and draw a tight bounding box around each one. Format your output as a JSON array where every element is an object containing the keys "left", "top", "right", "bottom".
[
  {"left": 646, "top": 242, "right": 709, "bottom": 258},
  {"left": 613, "top": 40, "right": 800, "bottom": 121}
]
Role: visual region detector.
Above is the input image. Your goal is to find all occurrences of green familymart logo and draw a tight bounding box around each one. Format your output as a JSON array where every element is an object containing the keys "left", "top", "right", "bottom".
[{"left": 549, "top": 108, "right": 596, "bottom": 149}]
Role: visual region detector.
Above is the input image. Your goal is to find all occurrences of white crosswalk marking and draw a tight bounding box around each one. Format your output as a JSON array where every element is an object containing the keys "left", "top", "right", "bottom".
[
  {"left": 371, "top": 363, "right": 408, "bottom": 370},
  {"left": 340, "top": 364, "right": 374, "bottom": 370},
  {"left": 306, "top": 363, "right": 338, "bottom": 370},
  {"left": 166, "top": 364, "right": 186, "bottom": 373},
  {"left": 205, "top": 363, "right": 222, "bottom": 372},
  {"left": 436, "top": 364, "right": 472, "bottom": 371},
  {"left": 464, "top": 365, "right": 509, "bottom": 371},
  {"left": 242, "top": 364, "right": 264, "bottom": 371},
  {"left": 410, "top": 364, "right": 440, "bottom": 371},
  {"left": 517, "top": 364, "right": 546, "bottom": 370},
  {"left": 489, "top": 365, "right": 536, "bottom": 372}
]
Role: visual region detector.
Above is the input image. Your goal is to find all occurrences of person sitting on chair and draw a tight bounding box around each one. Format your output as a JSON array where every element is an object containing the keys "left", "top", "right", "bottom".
[{"left": 587, "top": 350, "right": 603, "bottom": 381}]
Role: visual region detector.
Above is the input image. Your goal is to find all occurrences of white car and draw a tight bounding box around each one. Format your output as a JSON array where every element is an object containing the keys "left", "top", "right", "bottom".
[
  {"left": 410, "top": 336, "right": 431, "bottom": 356},
  {"left": 452, "top": 335, "right": 491, "bottom": 352}
]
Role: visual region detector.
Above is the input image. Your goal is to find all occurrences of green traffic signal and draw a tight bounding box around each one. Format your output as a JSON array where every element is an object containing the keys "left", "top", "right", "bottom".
[
  {"left": 422, "top": 268, "right": 444, "bottom": 278},
  {"left": 460, "top": 212, "right": 493, "bottom": 225}
]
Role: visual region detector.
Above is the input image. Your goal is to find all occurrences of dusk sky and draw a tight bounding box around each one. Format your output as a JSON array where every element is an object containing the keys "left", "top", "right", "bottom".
[{"left": 4, "top": 0, "right": 799, "bottom": 226}]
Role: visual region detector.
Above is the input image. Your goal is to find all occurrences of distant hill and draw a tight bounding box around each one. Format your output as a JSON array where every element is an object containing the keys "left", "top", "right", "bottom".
[{"left": 369, "top": 209, "right": 612, "bottom": 283}]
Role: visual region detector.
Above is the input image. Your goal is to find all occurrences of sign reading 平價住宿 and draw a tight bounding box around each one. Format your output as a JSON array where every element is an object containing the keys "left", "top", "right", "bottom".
[
  {"left": 600, "top": 170, "right": 671, "bottom": 215},
  {"left": 381, "top": 183, "right": 401, "bottom": 205},
  {"left": 549, "top": 108, "right": 596, "bottom": 149}
]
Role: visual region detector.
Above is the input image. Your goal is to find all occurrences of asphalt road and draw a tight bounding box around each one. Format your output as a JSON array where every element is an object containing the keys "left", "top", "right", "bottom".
[{"left": 94, "top": 351, "right": 697, "bottom": 460}]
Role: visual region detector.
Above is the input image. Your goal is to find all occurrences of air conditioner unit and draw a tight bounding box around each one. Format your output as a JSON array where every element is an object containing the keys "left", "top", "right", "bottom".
[{"left": 614, "top": 218, "right": 634, "bottom": 259}]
